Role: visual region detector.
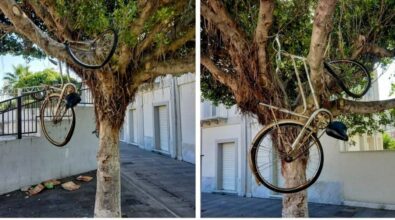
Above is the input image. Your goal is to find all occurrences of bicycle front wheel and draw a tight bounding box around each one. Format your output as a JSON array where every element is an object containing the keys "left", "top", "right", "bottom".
[
  {"left": 325, "top": 59, "right": 371, "bottom": 98},
  {"left": 249, "top": 121, "right": 323, "bottom": 193},
  {"left": 65, "top": 29, "right": 118, "bottom": 69},
  {"left": 40, "top": 94, "right": 76, "bottom": 147}
]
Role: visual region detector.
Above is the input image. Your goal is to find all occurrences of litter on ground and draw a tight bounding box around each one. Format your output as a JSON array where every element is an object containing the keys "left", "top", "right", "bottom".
[
  {"left": 76, "top": 175, "right": 93, "bottom": 182},
  {"left": 28, "top": 184, "right": 44, "bottom": 196},
  {"left": 61, "top": 181, "right": 80, "bottom": 191}
]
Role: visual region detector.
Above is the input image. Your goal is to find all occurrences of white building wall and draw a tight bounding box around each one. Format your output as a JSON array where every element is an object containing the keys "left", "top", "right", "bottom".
[
  {"left": 178, "top": 76, "right": 196, "bottom": 163},
  {"left": 201, "top": 123, "right": 242, "bottom": 194},
  {"left": 318, "top": 135, "right": 395, "bottom": 208},
  {"left": 122, "top": 73, "right": 195, "bottom": 164},
  {"left": 201, "top": 102, "right": 245, "bottom": 195}
]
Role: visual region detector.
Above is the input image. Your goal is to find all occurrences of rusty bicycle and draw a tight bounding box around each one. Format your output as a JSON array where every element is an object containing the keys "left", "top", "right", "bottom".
[{"left": 248, "top": 36, "right": 371, "bottom": 193}]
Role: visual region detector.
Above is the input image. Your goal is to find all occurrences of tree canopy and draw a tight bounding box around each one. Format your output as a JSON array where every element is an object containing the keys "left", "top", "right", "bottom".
[{"left": 201, "top": 0, "right": 395, "bottom": 136}]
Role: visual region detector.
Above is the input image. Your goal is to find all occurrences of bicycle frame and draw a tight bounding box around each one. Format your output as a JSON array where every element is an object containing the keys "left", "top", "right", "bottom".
[
  {"left": 258, "top": 37, "right": 333, "bottom": 161},
  {"left": 49, "top": 83, "right": 77, "bottom": 122},
  {"left": 47, "top": 83, "right": 77, "bottom": 122}
]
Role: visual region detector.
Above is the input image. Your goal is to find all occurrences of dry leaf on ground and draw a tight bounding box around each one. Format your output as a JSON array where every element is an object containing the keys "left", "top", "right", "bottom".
[
  {"left": 28, "top": 184, "right": 44, "bottom": 196},
  {"left": 61, "top": 181, "right": 80, "bottom": 191},
  {"left": 76, "top": 175, "right": 93, "bottom": 182}
]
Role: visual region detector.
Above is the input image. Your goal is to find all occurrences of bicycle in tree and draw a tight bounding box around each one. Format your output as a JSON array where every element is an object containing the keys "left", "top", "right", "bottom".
[
  {"left": 248, "top": 36, "right": 371, "bottom": 193},
  {"left": 38, "top": 29, "right": 118, "bottom": 146}
]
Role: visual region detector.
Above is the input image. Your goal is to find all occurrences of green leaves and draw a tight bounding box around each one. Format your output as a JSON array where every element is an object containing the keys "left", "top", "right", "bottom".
[
  {"left": 338, "top": 109, "right": 395, "bottom": 137},
  {"left": 56, "top": 0, "right": 110, "bottom": 35},
  {"left": 113, "top": 0, "right": 138, "bottom": 47},
  {"left": 0, "top": 33, "right": 45, "bottom": 60},
  {"left": 383, "top": 132, "right": 395, "bottom": 150}
]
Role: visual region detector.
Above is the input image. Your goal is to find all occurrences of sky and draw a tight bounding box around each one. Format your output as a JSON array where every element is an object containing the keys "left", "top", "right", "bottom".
[
  {"left": 0, "top": 55, "right": 79, "bottom": 89},
  {"left": 0, "top": 54, "right": 394, "bottom": 100}
]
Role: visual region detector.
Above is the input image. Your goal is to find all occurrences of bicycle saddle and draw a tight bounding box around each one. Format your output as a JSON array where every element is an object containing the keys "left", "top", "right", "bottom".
[
  {"left": 326, "top": 121, "right": 349, "bottom": 141},
  {"left": 65, "top": 92, "right": 81, "bottom": 109}
]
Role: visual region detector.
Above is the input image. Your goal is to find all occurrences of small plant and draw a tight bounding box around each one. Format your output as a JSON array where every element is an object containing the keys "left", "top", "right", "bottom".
[{"left": 382, "top": 132, "right": 395, "bottom": 150}]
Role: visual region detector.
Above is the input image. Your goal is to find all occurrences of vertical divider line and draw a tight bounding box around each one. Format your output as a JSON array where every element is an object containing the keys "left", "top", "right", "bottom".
[{"left": 195, "top": 0, "right": 201, "bottom": 218}]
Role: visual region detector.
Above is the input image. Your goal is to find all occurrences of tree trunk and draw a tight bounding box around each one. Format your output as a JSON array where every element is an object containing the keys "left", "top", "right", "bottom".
[
  {"left": 94, "top": 118, "right": 121, "bottom": 217},
  {"left": 276, "top": 129, "right": 309, "bottom": 217},
  {"left": 282, "top": 160, "right": 308, "bottom": 217}
]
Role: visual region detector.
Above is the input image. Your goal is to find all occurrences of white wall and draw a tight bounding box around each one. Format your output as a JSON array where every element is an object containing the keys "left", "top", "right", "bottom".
[
  {"left": 201, "top": 103, "right": 244, "bottom": 195},
  {"left": 122, "top": 73, "right": 195, "bottom": 164},
  {"left": 201, "top": 124, "right": 242, "bottom": 193},
  {"left": 316, "top": 135, "right": 395, "bottom": 208},
  {"left": 0, "top": 106, "right": 98, "bottom": 194},
  {"left": 178, "top": 75, "right": 196, "bottom": 163}
]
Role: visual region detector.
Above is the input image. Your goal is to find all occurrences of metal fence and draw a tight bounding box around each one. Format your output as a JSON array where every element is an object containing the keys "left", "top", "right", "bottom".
[
  {"left": 0, "top": 86, "right": 94, "bottom": 139},
  {"left": 79, "top": 85, "right": 94, "bottom": 105}
]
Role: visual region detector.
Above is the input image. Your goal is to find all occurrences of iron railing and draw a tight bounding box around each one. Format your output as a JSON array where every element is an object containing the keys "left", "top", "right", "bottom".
[{"left": 0, "top": 87, "right": 93, "bottom": 139}]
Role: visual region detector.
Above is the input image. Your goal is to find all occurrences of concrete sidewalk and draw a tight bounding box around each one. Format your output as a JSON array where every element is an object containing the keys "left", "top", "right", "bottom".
[
  {"left": 202, "top": 193, "right": 395, "bottom": 217},
  {"left": 0, "top": 142, "right": 195, "bottom": 217}
]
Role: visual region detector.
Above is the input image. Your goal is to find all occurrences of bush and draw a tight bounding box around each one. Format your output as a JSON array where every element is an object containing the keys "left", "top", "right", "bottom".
[{"left": 382, "top": 132, "right": 395, "bottom": 150}]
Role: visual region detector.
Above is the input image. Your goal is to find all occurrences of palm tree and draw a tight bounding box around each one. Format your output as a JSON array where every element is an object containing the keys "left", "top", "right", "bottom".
[{"left": 2, "top": 64, "right": 31, "bottom": 92}]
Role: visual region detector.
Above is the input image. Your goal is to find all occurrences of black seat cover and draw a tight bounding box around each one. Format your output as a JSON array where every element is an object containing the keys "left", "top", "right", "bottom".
[
  {"left": 326, "top": 121, "right": 349, "bottom": 141},
  {"left": 65, "top": 92, "right": 81, "bottom": 109}
]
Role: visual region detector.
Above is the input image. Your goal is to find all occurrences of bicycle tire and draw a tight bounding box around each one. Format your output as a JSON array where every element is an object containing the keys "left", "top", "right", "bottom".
[
  {"left": 65, "top": 29, "right": 118, "bottom": 69},
  {"left": 324, "top": 59, "right": 371, "bottom": 98},
  {"left": 249, "top": 120, "right": 324, "bottom": 193},
  {"left": 40, "top": 94, "right": 76, "bottom": 147}
]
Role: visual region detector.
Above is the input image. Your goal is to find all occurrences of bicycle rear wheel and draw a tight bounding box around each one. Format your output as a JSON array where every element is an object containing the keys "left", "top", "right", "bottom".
[
  {"left": 65, "top": 29, "right": 118, "bottom": 69},
  {"left": 249, "top": 121, "right": 323, "bottom": 193},
  {"left": 40, "top": 94, "right": 75, "bottom": 147},
  {"left": 325, "top": 59, "right": 371, "bottom": 98}
]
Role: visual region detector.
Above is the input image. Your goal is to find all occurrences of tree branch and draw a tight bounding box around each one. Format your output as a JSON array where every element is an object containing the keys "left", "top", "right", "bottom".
[
  {"left": 39, "top": 0, "right": 72, "bottom": 40},
  {"left": 201, "top": 1, "right": 248, "bottom": 54},
  {"left": 130, "top": 1, "right": 158, "bottom": 37},
  {"left": 133, "top": 54, "right": 195, "bottom": 85},
  {"left": 118, "top": 0, "right": 159, "bottom": 72},
  {"left": 0, "top": 0, "right": 70, "bottom": 61},
  {"left": 153, "top": 26, "right": 195, "bottom": 58},
  {"left": 366, "top": 44, "right": 393, "bottom": 58},
  {"left": 255, "top": 0, "right": 274, "bottom": 75},
  {"left": 330, "top": 98, "right": 395, "bottom": 115},
  {"left": 135, "top": 19, "right": 173, "bottom": 56},
  {"left": 25, "top": 1, "right": 57, "bottom": 35},
  {"left": 307, "top": 0, "right": 338, "bottom": 98},
  {"left": 201, "top": 55, "right": 238, "bottom": 91},
  {"left": 135, "top": 1, "right": 188, "bottom": 57},
  {"left": 141, "top": 26, "right": 194, "bottom": 65},
  {"left": 351, "top": 35, "right": 394, "bottom": 59},
  {"left": 0, "top": 22, "right": 16, "bottom": 33}
]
